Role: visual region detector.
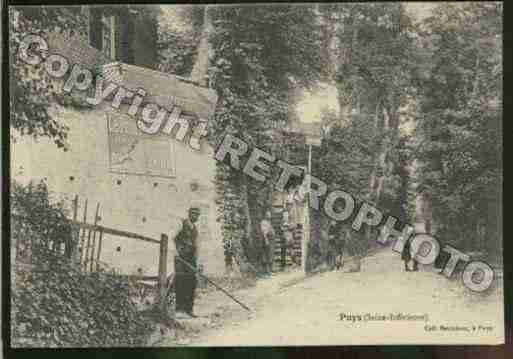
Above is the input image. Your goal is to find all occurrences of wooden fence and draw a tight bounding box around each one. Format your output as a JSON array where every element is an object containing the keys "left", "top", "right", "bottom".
[{"left": 12, "top": 194, "right": 170, "bottom": 311}]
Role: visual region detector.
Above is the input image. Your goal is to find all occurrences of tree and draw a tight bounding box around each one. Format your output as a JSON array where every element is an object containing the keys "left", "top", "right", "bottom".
[
  {"left": 9, "top": 6, "right": 86, "bottom": 149},
  {"left": 199, "top": 5, "right": 323, "bottom": 271},
  {"left": 10, "top": 5, "right": 161, "bottom": 149},
  {"left": 157, "top": 5, "right": 205, "bottom": 77},
  {"left": 414, "top": 3, "right": 502, "bottom": 258},
  {"left": 317, "top": 4, "right": 420, "bottom": 261}
]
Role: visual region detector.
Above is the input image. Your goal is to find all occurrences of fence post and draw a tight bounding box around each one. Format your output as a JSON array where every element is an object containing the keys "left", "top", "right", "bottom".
[
  {"left": 89, "top": 203, "right": 101, "bottom": 273},
  {"left": 95, "top": 229, "right": 104, "bottom": 272},
  {"left": 70, "top": 195, "right": 81, "bottom": 266},
  {"left": 158, "top": 234, "right": 169, "bottom": 313},
  {"left": 79, "top": 199, "right": 88, "bottom": 271}
]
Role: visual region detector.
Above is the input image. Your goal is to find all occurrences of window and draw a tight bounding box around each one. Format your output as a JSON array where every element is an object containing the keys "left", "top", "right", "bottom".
[
  {"left": 89, "top": 9, "right": 103, "bottom": 51},
  {"left": 102, "top": 15, "right": 117, "bottom": 61},
  {"left": 89, "top": 9, "right": 118, "bottom": 61}
]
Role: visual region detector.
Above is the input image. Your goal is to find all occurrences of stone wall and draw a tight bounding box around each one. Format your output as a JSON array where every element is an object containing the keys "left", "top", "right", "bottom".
[{"left": 11, "top": 103, "right": 225, "bottom": 277}]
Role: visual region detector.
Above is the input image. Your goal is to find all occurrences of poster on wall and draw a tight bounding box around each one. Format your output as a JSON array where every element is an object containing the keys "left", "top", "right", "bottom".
[{"left": 107, "top": 113, "right": 175, "bottom": 178}]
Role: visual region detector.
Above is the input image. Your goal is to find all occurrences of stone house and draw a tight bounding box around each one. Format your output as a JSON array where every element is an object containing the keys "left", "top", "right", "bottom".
[{"left": 11, "top": 5, "right": 226, "bottom": 277}]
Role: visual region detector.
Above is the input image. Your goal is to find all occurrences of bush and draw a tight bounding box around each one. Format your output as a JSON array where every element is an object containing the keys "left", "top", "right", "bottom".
[
  {"left": 12, "top": 262, "right": 155, "bottom": 347},
  {"left": 11, "top": 179, "right": 74, "bottom": 265},
  {"left": 11, "top": 180, "right": 156, "bottom": 347}
]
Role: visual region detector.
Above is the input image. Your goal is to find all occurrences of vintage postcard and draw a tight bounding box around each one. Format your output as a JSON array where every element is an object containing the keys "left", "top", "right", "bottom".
[{"left": 6, "top": 3, "right": 503, "bottom": 347}]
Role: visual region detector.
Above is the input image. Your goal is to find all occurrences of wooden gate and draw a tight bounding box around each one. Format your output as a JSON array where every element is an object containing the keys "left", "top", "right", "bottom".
[
  {"left": 69, "top": 195, "right": 170, "bottom": 309},
  {"left": 13, "top": 194, "right": 171, "bottom": 313}
]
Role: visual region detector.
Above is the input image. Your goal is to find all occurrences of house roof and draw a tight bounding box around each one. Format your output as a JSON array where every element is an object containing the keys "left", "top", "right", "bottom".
[
  {"left": 46, "top": 31, "right": 218, "bottom": 120},
  {"left": 46, "top": 31, "right": 110, "bottom": 69},
  {"left": 100, "top": 63, "right": 218, "bottom": 119}
]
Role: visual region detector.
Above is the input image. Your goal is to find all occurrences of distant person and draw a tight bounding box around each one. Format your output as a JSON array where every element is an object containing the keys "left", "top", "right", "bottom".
[
  {"left": 173, "top": 207, "right": 201, "bottom": 319},
  {"left": 260, "top": 210, "right": 276, "bottom": 277},
  {"left": 401, "top": 236, "right": 419, "bottom": 272},
  {"left": 282, "top": 211, "right": 294, "bottom": 269},
  {"left": 320, "top": 224, "right": 330, "bottom": 268},
  {"left": 285, "top": 188, "right": 302, "bottom": 266},
  {"left": 434, "top": 239, "right": 450, "bottom": 274},
  {"left": 326, "top": 220, "right": 338, "bottom": 270},
  {"left": 334, "top": 227, "right": 347, "bottom": 270}
]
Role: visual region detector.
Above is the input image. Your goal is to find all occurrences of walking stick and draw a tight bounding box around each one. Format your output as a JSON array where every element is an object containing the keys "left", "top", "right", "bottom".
[{"left": 175, "top": 255, "right": 252, "bottom": 312}]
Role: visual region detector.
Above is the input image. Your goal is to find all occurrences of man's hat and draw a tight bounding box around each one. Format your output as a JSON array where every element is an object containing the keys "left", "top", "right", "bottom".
[{"left": 189, "top": 206, "right": 200, "bottom": 213}]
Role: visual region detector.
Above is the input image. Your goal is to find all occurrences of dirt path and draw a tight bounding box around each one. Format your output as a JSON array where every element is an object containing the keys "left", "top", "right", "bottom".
[{"left": 163, "top": 249, "right": 504, "bottom": 346}]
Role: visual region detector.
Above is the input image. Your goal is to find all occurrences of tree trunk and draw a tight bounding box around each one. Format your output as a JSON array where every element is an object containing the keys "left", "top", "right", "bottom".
[
  {"left": 471, "top": 56, "right": 480, "bottom": 99},
  {"left": 241, "top": 181, "right": 255, "bottom": 262},
  {"left": 368, "top": 100, "right": 382, "bottom": 196},
  {"left": 485, "top": 174, "right": 501, "bottom": 261},
  {"left": 337, "top": 12, "right": 358, "bottom": 120},
  {"left": 420, "top": 191, "right": 434, "bottom": 234},
  {"left": 319, "top": 6, "right": 339, "bottom": 82},
  {"left": 190, "top": 6, "right": 213, "bottom": 86}
]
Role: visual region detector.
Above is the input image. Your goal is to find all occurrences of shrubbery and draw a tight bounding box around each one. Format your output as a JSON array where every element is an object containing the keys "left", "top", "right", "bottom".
[
  {"left": 11, "top": 179, "right": 156, "bottom": 347},
  {"left": 12, "top": 262, "right": 155, "bottom": 347},
  {"left": 11, "top": 179, "right": 73, "bottom": 265}
]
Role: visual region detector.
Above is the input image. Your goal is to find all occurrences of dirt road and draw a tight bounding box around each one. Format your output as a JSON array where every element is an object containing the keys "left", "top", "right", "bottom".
[{"left": 164, "top": 249, "right": 504, "bottom": 346}]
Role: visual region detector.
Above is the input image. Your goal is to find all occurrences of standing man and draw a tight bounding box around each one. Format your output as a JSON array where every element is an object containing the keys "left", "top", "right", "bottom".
[
  {"left": 335, "top": 227, "right": 347, "bottom": 270},
  {"left": 287, "top": 186, "right": 305, "bottom": 266},
  {"left": 401, "top": 235, "right": 419, "bottom": 272},
  {"left": 173, "top": 207, "right": 201, "bottom": 319},
  {"left": 260, "top": 210, "right": 276, "bottom": 277},
  {"left": 326, "top": 220, "right": 338, "bottom": 270},
  {"left": 282, "top": 210, "right": 294, "bottom": 269}
]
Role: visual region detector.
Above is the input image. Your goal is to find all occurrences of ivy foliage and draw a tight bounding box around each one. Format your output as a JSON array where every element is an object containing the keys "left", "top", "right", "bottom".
[
  {"left": 297, "top": 4, "right": 420, "bottom": 258},
  {"left": 11, "top": 179, "right": 74, "bottom": 265},
  {"left": 11, "top": 179, "right": 154, "bottom": 347},
  {"left": 414, "top": 3, "right": 502, "bottom": 252},
  {"left": 157, "top": 5, "right": 205, "bottom": 77},
  {"left": 12, "top": 264, "right": 154, "bottom": 347},
  {"left": 204, "top": 5, "right": 323, "bottom": 266},
  {"left": 9, "top": 7, "right": 87, "bottom": 150},
  {"left": 10, "top": 6, "right": 160, "bottom": 149}
]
